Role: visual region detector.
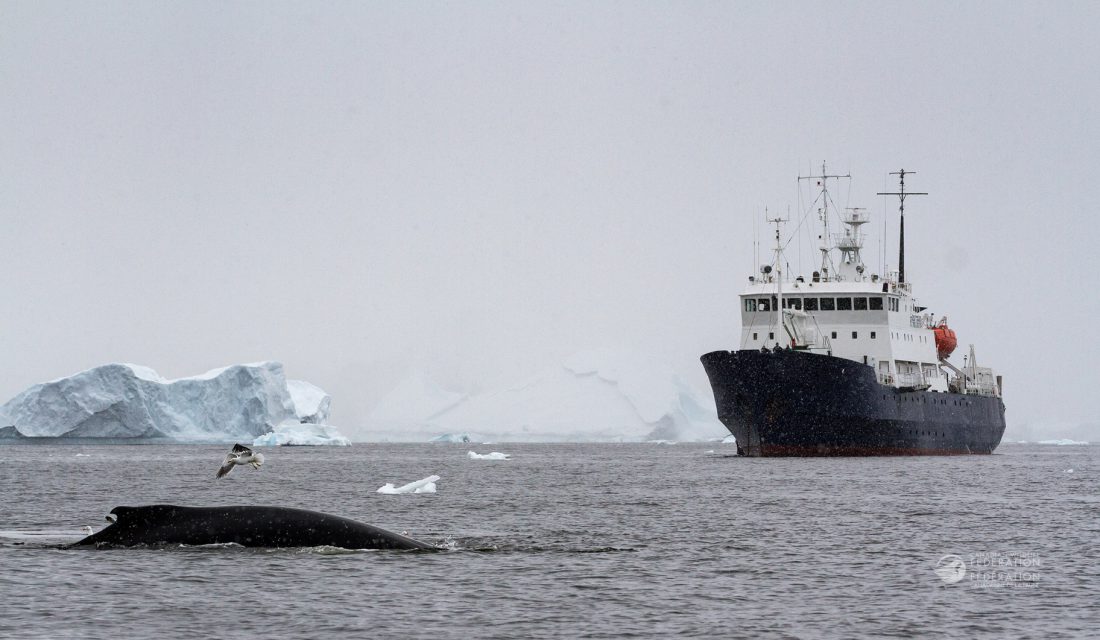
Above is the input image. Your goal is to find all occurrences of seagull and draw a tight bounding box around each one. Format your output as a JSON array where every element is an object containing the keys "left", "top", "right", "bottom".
[{"left": 216, "top": 443, "right": 265, "bottom": 479}]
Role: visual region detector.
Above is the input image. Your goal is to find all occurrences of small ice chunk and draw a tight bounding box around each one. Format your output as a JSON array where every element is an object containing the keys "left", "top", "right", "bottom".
[
  {"left": 377, "top": 475, "right": 440, "bottom": 494},
  {"left": 1038, "top": 439, "right": 1089, "bottom": 445},
  {"left": 1065, "top": 469, "right": 1074, "bottom": 473},
  {"left": 467, "top": 451, "right": 509, "bottom": 460}
]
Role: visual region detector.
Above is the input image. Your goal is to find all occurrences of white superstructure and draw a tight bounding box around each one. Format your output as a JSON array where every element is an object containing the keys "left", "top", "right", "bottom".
[{"left": 739, "top": 167, "right": 1001, "bottom": 398}]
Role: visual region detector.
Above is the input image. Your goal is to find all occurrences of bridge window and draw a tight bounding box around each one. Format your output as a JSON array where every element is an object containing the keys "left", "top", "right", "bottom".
[
  {"left": 744, "top": 298, "right": 757, "bottom": 312},
  {"left": 753, "top": 332, "right": 758, "bottom": 340},
  {"left": 831, "top": 331, "right": 837, "bottom": 339},
  {"left": 836, "top": 297, "right": 852, "bottom": 310},
  {"left": 758, "top": 298, "right": 770, "bottom": 311},
  {"left": 787, "top": 298, "right": 801, "bottom": 310},
  {"left": 869, "top": 296, "right": 884, "bottom": 311},
  {"left": 804, "top": 297, "right": 818, "bottom": 311},
  {"left": 852, "top": 331, "right": 858, "bottom": 339},
  {"left": 871, "top": 331, "right": 877, "bottom": 339},
  {"left": 820, "top": 297, "right": 835, "bottom": 311},
  {"left": 854, "top": 297, "right": 868, "bottom": 311},
  {"left": 768, "top": 332, "right": 774, "bottom": 340}
]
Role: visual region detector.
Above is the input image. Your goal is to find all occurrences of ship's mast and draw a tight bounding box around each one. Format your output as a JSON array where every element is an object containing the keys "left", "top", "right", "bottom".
[
  {"left": 800, "top": 162, "right": 849, "bottom": 281},
  {"left": 769, "top": 214, "right": 787, "bottom": 347},
  {"left": 877, "top": 169, "right": 927, "bottom": 285},
  {"left": 800, "top": 161, "right": 849, "bottom": 279},
  {"left": 836, "top": 207, "right": 870, "bottom": 280}
]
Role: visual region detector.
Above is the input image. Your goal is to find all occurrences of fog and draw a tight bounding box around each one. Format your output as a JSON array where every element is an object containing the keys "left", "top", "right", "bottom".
[{"left": 2, "top": 2, "right": 1097, "bottom": 441}]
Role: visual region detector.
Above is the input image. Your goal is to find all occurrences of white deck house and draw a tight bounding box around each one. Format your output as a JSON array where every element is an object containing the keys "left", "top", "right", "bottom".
[{"left": 741, "top": 172, "right": 1000, "bottom": 398}]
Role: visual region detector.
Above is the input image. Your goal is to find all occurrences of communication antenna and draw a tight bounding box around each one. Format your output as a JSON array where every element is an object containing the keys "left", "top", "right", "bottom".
[
  {"left": 877, "top": 169, "right": 927, "bottom": 284},
  {"left": 798, "top": 161, "right": 850, "bottom": 280}
]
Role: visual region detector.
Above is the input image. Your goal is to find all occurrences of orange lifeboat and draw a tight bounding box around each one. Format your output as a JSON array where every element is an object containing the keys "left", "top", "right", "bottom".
[{"left": 933, "top": 318, "right": 958, "bottom": 359}]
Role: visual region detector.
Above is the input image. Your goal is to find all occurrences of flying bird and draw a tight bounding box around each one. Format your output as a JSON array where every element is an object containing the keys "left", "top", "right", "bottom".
[{"left": 216, "top": 443, "right": 265, "bottom": 479}]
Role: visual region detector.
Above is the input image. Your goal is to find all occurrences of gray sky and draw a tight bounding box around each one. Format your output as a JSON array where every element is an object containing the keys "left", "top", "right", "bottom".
[{"left": 2, "top": 1, "right": 1097, "bottom": 440}]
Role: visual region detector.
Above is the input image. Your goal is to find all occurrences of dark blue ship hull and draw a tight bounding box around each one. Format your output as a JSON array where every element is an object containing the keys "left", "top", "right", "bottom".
[{"left": 700, "top": 349, "right": 1006, "bottom": 456}]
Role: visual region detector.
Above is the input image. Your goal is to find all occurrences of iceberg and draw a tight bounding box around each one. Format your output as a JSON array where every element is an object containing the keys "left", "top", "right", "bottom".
[
  {"left": 252, "top": 422, "right": 351, "bottom": 447},
  {"left": 366, "top": 371, "right": 467, "bottom": 439},
  {"left": 429, "top": 432, "right": 486, "bottom": 443},
  {"left": 364, "top": 349, "right": 727, "bottom": 442},
  {"left": 287, "top": 380, "right": 332, "bottom": 424},
  {"left": 0, "top": 361, "right": 338, "bottom": 442},
  {"left": 377, "top": 475, "right": 440, "bottom": 494}
]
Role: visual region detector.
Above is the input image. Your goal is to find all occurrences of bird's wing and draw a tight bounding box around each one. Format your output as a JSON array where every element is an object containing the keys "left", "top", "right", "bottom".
[
  {"left": 231, "top": 443, "right": 252, "bottom": 454},
  {"left": 216, "top": 453, "right": 238, "bottom": 478}
]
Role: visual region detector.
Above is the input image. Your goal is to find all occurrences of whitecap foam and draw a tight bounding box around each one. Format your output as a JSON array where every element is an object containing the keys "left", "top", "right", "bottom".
[{"left": 0, "top": 529, "right": 90, "bottom": 542}]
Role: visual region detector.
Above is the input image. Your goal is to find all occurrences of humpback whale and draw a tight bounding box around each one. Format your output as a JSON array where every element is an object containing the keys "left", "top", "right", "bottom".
[{"left": 71, "top": 505, "right": 436, "bottom": 550}]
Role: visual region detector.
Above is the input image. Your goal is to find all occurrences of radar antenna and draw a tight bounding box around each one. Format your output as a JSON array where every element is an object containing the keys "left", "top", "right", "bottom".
[{"left": 877, "top": 169, "right": 927, "bottom": 285}]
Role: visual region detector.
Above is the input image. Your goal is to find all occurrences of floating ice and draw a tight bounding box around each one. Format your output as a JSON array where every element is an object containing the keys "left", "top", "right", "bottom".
[
  {"left": 377, "top": 475, "right": 440, "bottom": 494},
  {"left": 252, "top": 422, "right": 351, "bottom": 447},
  {"left": 0, "top": 362, "right": 334, "bottom": 441},
  {"left": 468, "top": 451, "right": 509, "bottom": 460},
  {"left": 1065, "top": 469, "right": 1074, "bottom": 473},
  {"left": 1037, "top": 439, "right": 1089, "bottom": 445}
]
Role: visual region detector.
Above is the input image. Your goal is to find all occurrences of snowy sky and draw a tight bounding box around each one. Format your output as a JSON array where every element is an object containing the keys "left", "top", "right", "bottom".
[{"left": 2, "top": 1, "right": 1097, "bottom": 440}]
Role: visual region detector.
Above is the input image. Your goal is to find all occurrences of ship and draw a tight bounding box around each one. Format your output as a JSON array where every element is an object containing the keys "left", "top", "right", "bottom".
[{"left": 701, "top": 166, "right": 1006, "bottom": 456}]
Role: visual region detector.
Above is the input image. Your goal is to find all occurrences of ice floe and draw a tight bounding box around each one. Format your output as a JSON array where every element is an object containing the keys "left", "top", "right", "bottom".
[
  {"left": 252, "top": 422, "right": 351, "bottom": 447},
  {"left": 377, "top": 475, "right": 440, "bottom": 494},
  {"left": 468, "top": 451, "right": 509, "bottom": 460}
]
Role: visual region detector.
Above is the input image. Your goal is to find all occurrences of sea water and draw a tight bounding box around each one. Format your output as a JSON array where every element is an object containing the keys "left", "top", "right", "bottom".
[{"left": 0, "top": 442, "right": 1096, "bottom": 638}]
